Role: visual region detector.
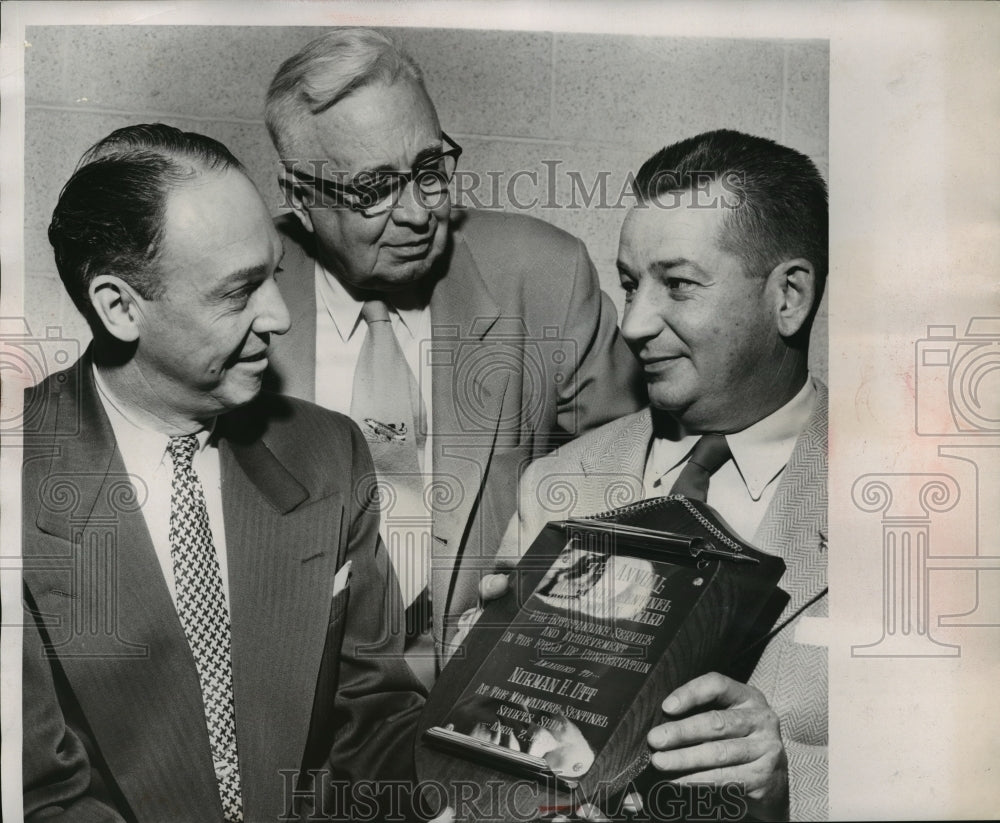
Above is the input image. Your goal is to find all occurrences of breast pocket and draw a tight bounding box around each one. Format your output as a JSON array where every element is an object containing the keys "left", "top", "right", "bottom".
[{"left": 328, "top": 587, "right": 349, "bottom": 627}]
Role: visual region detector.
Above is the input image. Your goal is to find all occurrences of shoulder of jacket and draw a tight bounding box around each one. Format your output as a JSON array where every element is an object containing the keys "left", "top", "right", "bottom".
[{"left": 455, "top": 208, "right": 583, "bottom": 253}]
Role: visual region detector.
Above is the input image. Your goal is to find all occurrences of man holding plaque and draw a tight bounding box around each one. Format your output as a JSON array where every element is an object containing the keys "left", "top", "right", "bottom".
[{"left": 486, "top": 129, "right": 829, "bottom": 821}]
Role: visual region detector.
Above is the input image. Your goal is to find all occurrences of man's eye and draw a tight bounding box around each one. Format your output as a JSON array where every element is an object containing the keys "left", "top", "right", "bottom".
[
  {"left": 227, "top": 281, "right": 263, "bottom": 306},
  {"left": 415, "top": 165, "right": 448, "bottom": 192},
  {"left": 349, "top": 174, "right": 398, "bottom": 206},
  {"left": 666, "top": 278, "right": 697, "bottom": 293}
]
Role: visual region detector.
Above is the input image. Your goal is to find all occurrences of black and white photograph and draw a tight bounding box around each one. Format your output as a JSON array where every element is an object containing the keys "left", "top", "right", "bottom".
[{"left": 1, "top": 2, "right": 997, "bottom": 821}]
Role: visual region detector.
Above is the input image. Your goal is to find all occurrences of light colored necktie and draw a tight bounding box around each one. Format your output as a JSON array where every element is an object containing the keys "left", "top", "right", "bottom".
[
  {"left": 667, "top": 433, "right": 732, "bottom": 502},
  {"left": 350, "top": 300, "right": 431, "bottom": 613},
  {"left": 168, "top": 435, "right": 243, "bottom": 823}
]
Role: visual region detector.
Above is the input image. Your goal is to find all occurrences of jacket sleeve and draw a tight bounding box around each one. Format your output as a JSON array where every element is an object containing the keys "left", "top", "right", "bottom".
[
  {"left": 323, "top": 422, "right": 427, "bottom": 785},
  {"left": 22, "top": 595, "right": 126, "bottom": 823}
]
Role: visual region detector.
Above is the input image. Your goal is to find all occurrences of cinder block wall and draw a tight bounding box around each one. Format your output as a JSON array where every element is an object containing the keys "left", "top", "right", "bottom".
[{"left": 23, "top": 26, "right": 828, "bottom": 378}]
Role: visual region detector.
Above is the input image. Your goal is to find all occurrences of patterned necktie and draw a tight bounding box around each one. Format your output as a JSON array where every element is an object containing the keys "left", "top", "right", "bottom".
[
  {"left": 168, "top": 435, "right": 243, "bottom": 822},
  {"left": 668, "top": 433, "right": 732, "bottom": 502},
  {"left": 350, "top": 300, "right": 431, "bottom": 615}
]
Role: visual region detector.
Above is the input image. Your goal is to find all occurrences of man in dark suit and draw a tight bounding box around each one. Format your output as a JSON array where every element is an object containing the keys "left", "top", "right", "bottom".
[
  {"left": 22, "top": 124, "right": 425, "bottom": 822},
  {"left": 479, "top": 130, "right": 829, "bottom": 820},
  {"left": 263, "top": 28, "right": 642, "bottom": 682}
]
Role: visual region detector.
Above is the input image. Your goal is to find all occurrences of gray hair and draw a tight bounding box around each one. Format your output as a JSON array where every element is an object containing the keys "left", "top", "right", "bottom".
[{"left": 265, "top": 27, "right": 425, "bottom": 158}]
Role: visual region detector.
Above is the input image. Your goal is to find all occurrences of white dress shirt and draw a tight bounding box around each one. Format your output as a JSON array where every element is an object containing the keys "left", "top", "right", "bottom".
[
  {"left": 643, "top": 378, "right": 817, "bottom": 542},
  {"left": 313, "top": 259, "right": 435, "bottom": 475},
  {"left": 93, "top": 366, "right": 231, "bottom": 610}
]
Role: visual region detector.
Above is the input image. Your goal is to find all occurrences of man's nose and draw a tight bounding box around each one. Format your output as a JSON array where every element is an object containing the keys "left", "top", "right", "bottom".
[
  {"left": 620, "top": 290, "right": 662, "bottom": 346},
  {"left": 391, "top": 179, "right": 433, "bottom": 228},
  {"left": 253, "top": 278, "right": 291, "bottom": 337}
]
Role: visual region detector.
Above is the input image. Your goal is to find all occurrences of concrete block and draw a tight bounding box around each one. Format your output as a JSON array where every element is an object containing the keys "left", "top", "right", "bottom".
[
  {"left": 391, "top": 27, "right": 553, "bottom": 139},
  {"left": 552, "top": 34, "right": 785, "bottom": 148},
  {"left": 783, "top": 41, "right": 830, "bottom": 159}
]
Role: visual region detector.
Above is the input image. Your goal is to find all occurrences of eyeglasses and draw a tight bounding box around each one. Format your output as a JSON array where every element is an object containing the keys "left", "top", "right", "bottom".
[{"left": 288, "top": 132, "right": 463, "bottom": 217}]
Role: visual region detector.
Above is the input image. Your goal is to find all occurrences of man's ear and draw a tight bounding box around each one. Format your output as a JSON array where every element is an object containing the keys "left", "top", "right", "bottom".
[
  {"left": 279, "top": 168, "right": 315, "bottom": 234},
  {"left": 88, "top": 275, "right": 143, "bottom": 343},
  {"left": 768, "top": 258, "right": 816, "bottom": 338}
]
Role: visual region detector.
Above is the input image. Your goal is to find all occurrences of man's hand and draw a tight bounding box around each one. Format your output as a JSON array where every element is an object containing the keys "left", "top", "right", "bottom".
[
  {"left": 646, "top": 672, "right": 789, "bottom": 822},
  {"left": 443, "top": 570, "right": 513, "bottom": 660}
]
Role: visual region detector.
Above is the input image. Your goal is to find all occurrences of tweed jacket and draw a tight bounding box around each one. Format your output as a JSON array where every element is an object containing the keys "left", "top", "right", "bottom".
[{"left": 497, "top": 382, "right": 830, "bottom": 821}]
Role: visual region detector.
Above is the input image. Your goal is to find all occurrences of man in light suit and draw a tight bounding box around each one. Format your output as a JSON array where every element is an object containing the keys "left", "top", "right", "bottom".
[
  {"left": 263, "top": 28, "right": 641, "bottom": 681},
  {"left": 22, "top": 124, "right": 426, "bottom": 822},
  {"left": 490, "top": 130, "right": 829, "bottom": 820}
]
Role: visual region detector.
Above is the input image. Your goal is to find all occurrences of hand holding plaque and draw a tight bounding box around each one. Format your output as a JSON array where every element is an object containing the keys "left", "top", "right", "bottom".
[{"left": 416, "top": 496, "right": 787, "bottom": 822}]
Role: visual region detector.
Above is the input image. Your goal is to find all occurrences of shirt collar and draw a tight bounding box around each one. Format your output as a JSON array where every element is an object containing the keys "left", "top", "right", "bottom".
[
  {"left": 726, "top": 377, "right": 816, "bottom": 499},
  {"left": 647, "top": 377, "right": 816, "bottom": 499},
  {"left": 646, "top": 432, "right": 700, "bottom": 488},
  {"left": 93, "top": 365, "right": 214, "bottom": 477},
  {"left": 315, "top": 259, "right": 426, "bottom": 341}
]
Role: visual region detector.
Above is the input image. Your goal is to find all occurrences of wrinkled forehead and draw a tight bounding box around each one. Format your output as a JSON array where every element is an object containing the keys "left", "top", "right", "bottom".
[
  {"left": 297, "top": 79, "right": 442, "bottom": 172},
  {"left": 158, "top": 170, "right": 281, "bottom": 284},
  {"left": 619, "top": 191, "right": 731, "bottom": 267}
]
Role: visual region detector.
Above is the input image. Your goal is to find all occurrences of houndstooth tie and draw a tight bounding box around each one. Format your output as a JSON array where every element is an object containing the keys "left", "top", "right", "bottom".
[{"left": 168, "top": 435, "right": 243, "bottom": 822}]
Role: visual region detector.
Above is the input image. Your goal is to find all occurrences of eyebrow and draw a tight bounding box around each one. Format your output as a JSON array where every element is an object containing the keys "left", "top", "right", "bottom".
[
  {"left": 616, "top": 257, "right": 707, "bottom": 278},
  {"left": 213, "top": 254, "right": 282, "bottom": 296},
  {"left": 650, "top": 258, "right": 708, "bottom": 278},
  {"left": 356, "top": 139, "right": 444, "bottom": 177}
]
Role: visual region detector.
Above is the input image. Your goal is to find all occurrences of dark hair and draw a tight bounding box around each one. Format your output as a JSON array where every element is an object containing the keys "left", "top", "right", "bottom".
[
  {"left": 48, "top": 123, "right": 246, "bottom": 330},
  {"left": 634, "top": 129, "right": 828, "bottom": 301}
]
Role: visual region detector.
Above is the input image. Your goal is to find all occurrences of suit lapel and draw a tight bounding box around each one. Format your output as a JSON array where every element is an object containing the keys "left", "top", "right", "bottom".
[
  {"left": 577, "top": 396, "right": 828, "bottom": 629},
  {"left": 25, "top": 358, "right": 223, "bottom": 820},
  {"left": 580, "top": 409, "right": 652, "bottom": 514},
  {"left": 220, "top": 422, "right": 342, "bottom": 818},
  {"left": 428, "top": 232, "right": 505, "bottom": 629},
  {"left": 753, "top": 383, "right": 829, "bottom": 626}
]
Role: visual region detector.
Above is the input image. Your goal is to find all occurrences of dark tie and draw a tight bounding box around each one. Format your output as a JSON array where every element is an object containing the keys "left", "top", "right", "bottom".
[
  {"left": 167, "top": 435, "right": 243, "bottom": 822},
  {"left": 668, "top": 433, "right": 732, "bottom": 502},
  {"left": 350, "top": 300, "right": 430, "bottom": 611}
]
